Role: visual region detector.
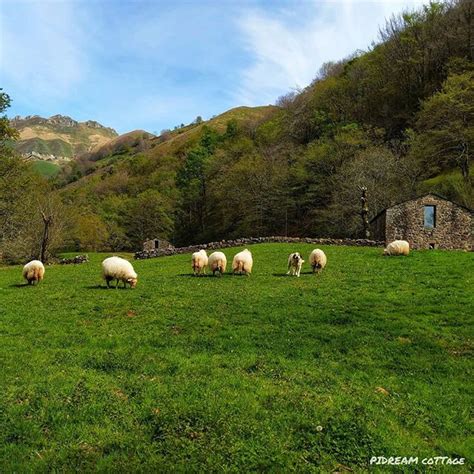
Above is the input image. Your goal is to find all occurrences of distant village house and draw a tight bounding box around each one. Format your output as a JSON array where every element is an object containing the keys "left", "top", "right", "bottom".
[{"left": 370, "top": 193, "right": 472, "bottom": 250}]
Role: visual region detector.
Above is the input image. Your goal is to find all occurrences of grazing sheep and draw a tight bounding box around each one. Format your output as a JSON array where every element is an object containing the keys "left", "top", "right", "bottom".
[
  {"left": 309, "top": 249, "right": 327, "bottom": 273},
  {"left": 287, "top": 252, "right": 304, "bottom": 277},
  {"left": 232, "top": 249, "right": 253, "bottom": 275},
  {"left": 208, "top": 251, "right": 227, "bottom": 276},
  {"left": 383, "top": 240, "right": 410, "bottom": 256},
  {"left": 102, "top": 256, "right": 138, "bottom": 288},
  {"left": 22, "top": 260, "right": 45, "bottom": 285},
  {"left": 191, "top": 249, "right": 208, "bottom": 276}
]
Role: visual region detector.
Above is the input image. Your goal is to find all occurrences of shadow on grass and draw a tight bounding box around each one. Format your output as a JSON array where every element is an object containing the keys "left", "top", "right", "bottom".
[
  {"left": 83, "top": 284, "right": 132, "bottom": 290},
  {"left": 10, "top": 283, "right": 33, "bottom": 288},
  {"left": 272, "top": 271, "right": 319, "bottom": 277},
  {"left": 177, "top": 273, "right": 225, "bottom": 278}
]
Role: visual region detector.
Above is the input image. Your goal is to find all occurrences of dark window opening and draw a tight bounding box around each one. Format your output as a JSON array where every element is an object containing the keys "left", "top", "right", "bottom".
[
  {"left": 154, "top": 240, "right": 159, "bottom": 249},
  {"left": 429, "top": 243, "right": 436, "bottom": 249},
  {"left": 424, "top": 205, "right": 436, "bottom": 228}
]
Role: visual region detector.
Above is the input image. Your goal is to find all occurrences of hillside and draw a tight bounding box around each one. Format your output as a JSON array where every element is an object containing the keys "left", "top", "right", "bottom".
[
  {"left": 10, "top": 114, "right": 118, "bottom": 162},
  {"left": 2, "top": 0, "right": 472, "bottom": 258},
  {"left": 79, "top": 105, "right": 276, "bottom": 164},
  {"left": 0, "top": 245, "right": 472, "bottom": 470}
]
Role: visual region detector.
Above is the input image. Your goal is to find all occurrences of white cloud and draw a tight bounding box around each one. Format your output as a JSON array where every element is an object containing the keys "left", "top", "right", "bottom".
[{"left": 236, "top": 0, "right": 429, "bottom": 105}]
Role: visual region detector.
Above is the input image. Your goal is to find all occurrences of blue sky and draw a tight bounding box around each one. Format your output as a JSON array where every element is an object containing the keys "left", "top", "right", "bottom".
[{"left": 1, "top": 0, "right": 428, "bottom": 135}]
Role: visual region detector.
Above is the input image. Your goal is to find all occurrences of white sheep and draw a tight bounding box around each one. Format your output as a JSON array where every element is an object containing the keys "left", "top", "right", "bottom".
[
  {"left": 23, "top": 260, "right": 45, "bottom": 285},
  {"left": 208, "top": 251, "right": 227, "bottom": 276},
  {"left": 287, "top": 252, "right": 304, "bottom": 277},
  {"left": 102, "top": 256, "right": 138, "bottom": 288},
  {"left": 383, "top": 240, "right": 410, "bottom": 256},
  {"left": 309, "top": 249, "right": 327, "bottom": 273},
  {"left": 191, "top": 249, "right": 208, "bottom": 276},
  {"left": 232, "top": 249, "right": 253, "bottom": 275}
]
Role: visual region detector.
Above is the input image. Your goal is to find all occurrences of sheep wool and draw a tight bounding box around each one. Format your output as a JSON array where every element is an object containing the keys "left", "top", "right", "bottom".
[
  {"left": 384, "top": 240, "right": 410, "bottom": 256},
  {"left": 22, "top": 260, "right": 45, "bottom": 285},
  {"left": 208, "top": 251, "right": 227, "bottom": 276},
  {"left": 309, "top": 249, "right": 327, "bottom": 273},
  {"left": 232, "top": 249, "right": 253, "bottom": 275},
  {"left": 102, "top": 256, "right": 138, "bottom": 288},
  {"left": 191, "top": 249, "right": 208, "bottom": 275}
]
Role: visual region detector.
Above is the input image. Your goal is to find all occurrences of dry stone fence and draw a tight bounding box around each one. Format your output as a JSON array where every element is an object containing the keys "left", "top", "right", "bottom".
[{"left": 134, "top": 236, "right": 384, "bottom": 259}]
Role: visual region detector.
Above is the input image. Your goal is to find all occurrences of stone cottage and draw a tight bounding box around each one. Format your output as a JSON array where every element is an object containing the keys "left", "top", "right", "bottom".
[
  {"left": 370, "top": 193, "right": 472, "bottom": 250},
  {"left": 142, "top": 238, "right": 174, "bottom": 252}
]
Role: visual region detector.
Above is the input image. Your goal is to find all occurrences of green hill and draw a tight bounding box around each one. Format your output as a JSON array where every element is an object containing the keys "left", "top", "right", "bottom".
[{"left": 0, "top": 244, "right": 472, "bottom": 471}]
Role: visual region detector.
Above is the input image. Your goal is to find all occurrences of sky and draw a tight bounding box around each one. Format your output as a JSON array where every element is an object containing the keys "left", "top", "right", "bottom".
[{"left": 0, "top": 0, "right": 429, "bottom": 135}]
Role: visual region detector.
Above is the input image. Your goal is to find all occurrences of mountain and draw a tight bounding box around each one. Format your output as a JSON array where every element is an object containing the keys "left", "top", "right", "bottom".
[{"left": 11, "top": 114, "right": 118, "bottom": 163}]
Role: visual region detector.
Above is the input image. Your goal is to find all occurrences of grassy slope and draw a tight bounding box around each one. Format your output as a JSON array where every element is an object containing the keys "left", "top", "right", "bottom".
[
  {"left": 89, "top": 105, "right": 276, "bottom": 164},
  {"left": 16, "top": 137, "right": 74, "bottom": 158},
  {"left": 0, "top": 244, "right": 472, "bottom": 471},
  {"left": 31, "top": 160, "right": 61, "bottom": 178}
]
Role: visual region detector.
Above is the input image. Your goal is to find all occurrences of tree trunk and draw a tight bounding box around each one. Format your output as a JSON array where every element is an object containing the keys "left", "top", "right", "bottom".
[
  {"left": 360, "top": 186, "right": 370, "bottom": 239},
  {"left": 40, "top": 212, "right": 52, "bottom": 263}
]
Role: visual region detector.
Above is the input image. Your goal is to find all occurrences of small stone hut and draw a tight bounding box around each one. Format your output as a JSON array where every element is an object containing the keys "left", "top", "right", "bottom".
[
  {"left": 142, "top": 238, "right": 174, "bottom": 252},
  {"left": 370, "top": 193, "right": 472, "bottom": 250}
]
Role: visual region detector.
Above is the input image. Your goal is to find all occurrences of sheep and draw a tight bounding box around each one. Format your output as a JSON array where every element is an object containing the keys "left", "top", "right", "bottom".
[
  {"left": 232, "top": 249, "right": 253, "bottom": 275},
  {"left": 309, "top": 249, "right": 327, "bottom": 273},
  {"left": 191, "top": 249, "right": 208, "bottom": 276},
  {"left": 102, "top": 256, "right": 138, "bottom": 288},
  {"left": 22, "top": 260, "right": 45, "bottom": 285},
  {"left": 383, "top": 240, "right": 410, "bottom": 256},
  {"left": 208, "top": 251, "right": 227, "bottom": 276},
  {"left": 287, "top": 252, "right": 304, "bottom": 277}
]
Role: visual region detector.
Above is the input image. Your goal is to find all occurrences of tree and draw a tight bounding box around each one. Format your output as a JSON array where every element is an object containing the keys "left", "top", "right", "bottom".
[
  {"left": 414, "top": 71, "right": 473, "bottom": 181},
  {"left": 121, "top": 190, "right": 174, "bottom": 249},
  {"left": 174, "top": 128, "right": 220, "bottom": 243},
  {"left": 0, "top": 89, "right": 19, "bottom": 155},
  {"left": 74, "top": 214, "right": 109, "bottom": 251}
]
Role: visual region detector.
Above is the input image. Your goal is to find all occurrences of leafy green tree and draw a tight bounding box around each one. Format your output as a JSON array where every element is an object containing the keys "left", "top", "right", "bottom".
[
  {"left": 414, "top": 71, "right": 473, "bottom": 181},
  {"left": 0, "top": 90, "right": 19, "bottom": 155},
  {"left": 122, "top": 190, "right": 174, "bottom": 249}
]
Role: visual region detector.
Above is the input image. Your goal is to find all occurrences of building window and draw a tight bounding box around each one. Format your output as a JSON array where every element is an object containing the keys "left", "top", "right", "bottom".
[{"left": 424, "top": 205, "right": 436, "bottom": 228}]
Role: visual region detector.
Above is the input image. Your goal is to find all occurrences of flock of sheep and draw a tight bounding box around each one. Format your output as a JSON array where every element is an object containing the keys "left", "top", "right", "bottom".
[
  {"left": 191, "top": 247, "right": 328, "bottom": 278},
  {"left": 20, "top": 240, "right": 410, "bottom": 288}
]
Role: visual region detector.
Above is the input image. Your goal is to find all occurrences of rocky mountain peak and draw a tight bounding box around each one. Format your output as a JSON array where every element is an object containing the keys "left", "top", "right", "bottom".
[{"left": 47, "top": 115, "right": 79, "bottom": 127}]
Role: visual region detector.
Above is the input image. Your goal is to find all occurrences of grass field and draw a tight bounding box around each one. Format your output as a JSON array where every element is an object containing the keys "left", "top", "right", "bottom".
[
  {"left": 31, "top": 160, "right": 61, "bottom": 178},
  {"left": 0, "top": 244, "right": 472, "bottom": 472}
]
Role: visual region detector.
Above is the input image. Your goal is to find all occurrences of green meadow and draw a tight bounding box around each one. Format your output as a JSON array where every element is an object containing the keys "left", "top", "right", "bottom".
[
  {"left": 31, "top": 160, "right": 61, "bottom": 178},
  {"left": 0, "top": 244, "right": 472, "bottom": 472}
]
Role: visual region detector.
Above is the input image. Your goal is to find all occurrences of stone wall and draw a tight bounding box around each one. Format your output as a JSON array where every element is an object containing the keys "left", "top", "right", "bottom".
[
  {"left": 385, "top": 194, "right": 472, "bottom": 250},
  {"left": 135, "top": 236, "right": 384, "bottom": 259}
]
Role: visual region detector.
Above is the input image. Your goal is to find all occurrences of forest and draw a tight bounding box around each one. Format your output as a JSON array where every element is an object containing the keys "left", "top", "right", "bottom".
[{"left": 0, "top": 0, "right": 472, "bottom": 261}]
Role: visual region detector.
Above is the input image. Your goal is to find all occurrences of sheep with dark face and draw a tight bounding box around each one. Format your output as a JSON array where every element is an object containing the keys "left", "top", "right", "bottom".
[
  {"left": 287, "top": 252, "right": 304, "bottom": 277},
  {"left": 208, "top": 251, "right": 227, "bottom": 276},
  {"left": 309, "top": 249, "right": 327, "bottom": 273},
  {"left": 102, "top": 256, "right": 138, "bottom": 288},
  {"left": 23, "top": 260, "right": 45, "bottom": 285}
]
